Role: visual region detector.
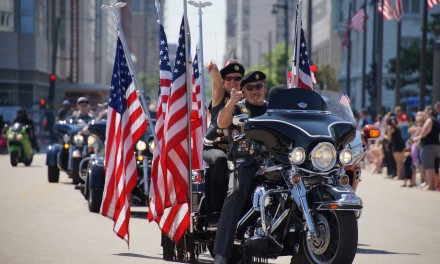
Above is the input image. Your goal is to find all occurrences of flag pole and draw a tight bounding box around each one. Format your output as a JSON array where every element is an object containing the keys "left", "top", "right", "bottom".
[
  {"left": 293, "top": 0, "right": 303, "bottom": 87},
  {"left": 361, "top": 0, "right": 367, "bottom": 108},
  {"left": 101, "top": 2, "right": 161, "bottom": 152},
  {"left": 183, "top": 0, "right": 194, "bottom": 234},
  {"left": 188, "top": 0, "right": 212, "bottom": 138}
]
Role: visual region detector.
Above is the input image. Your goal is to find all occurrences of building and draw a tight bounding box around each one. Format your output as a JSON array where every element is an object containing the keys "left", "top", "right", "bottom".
[
  {"left": 226, "top": 0, "right": 297, "bottom": 69},
  {"left": 0, "top": 0, "right": 160, "bottom": 125}
]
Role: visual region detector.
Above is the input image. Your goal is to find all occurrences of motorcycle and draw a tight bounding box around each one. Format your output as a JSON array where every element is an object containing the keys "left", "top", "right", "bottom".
[
  {"left": 162, "top": 88, "right": 380, "bottom": 264},
  {"left": 5, "top": 122, "right": 34, "bottom": 166},
  {"left": 46, "top": 119, "right": 89, "bottom": 184},
  {"left": 84, "top": 120, "right": 156, "bottom": 213}
]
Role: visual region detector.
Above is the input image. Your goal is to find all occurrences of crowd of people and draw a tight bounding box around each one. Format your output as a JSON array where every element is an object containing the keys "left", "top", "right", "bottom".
[{"left": 364, "top": 103, "right": 440, "bottom": 191}]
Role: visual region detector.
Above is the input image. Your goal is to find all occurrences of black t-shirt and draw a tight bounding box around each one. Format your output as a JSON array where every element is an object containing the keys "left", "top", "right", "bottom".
[
  {"left": 229, "top": 99, "right": 268, "bottom": 160},
  {"left": 204, "top": 93, "right": 230, "bottom": 149}
]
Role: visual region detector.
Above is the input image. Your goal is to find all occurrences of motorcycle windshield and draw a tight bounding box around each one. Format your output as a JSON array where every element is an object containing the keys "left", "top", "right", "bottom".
[
  {"left": 268, "top": 88, "right": 356, "bottom": 126},
  {"left": 11, "top": 122, "right": 24, "bottom": 132}
]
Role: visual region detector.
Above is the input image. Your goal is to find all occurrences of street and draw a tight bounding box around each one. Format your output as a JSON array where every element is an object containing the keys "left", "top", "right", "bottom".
[{"left": 1, "top": 153, "right": 440, "bottom": 264}]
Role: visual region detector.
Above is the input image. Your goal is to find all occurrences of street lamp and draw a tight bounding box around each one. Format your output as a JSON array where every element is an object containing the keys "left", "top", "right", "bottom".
[{"left": 272, "top": 0, "right": 289, "bottom": 83}]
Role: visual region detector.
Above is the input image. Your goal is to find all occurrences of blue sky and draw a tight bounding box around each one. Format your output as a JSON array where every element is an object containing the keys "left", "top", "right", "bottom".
[{"left": 164, "top": 0, "right": 226, "bottom": 66}]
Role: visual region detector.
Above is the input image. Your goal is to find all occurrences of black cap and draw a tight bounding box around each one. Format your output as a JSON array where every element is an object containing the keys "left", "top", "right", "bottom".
[
  {"left": 220, "top": 62, "right": 245, "bottom": 79},
  {"left": 240, "top": 71, "right": 267, "bottom": 89}
]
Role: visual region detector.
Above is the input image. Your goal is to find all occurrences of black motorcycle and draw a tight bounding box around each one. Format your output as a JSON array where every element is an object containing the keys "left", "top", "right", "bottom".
[
  {"left": 46, "top": 119, "right": 89, "bottom": 184},
  {"left": 162, "top": 89, "right": 380, "bottom": 264},
  {"left": 85, "top": 120, "right": 156, "bottom": 213}
]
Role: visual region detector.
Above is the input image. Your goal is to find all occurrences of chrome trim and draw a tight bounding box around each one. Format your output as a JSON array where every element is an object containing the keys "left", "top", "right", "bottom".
[
  {"left": 298, "top": 167, "right": 339, "bottom": 176},
  {"left": 292, "top": 181, "right": 317, "bottom": 238},
  {"left": 79, "top": 156, "right": 92, "bottom": 181},
  {"left": 248, "top": 118, "right": 353, "bottom": 138},
  {"left": 237, "top": 208, "right": 256, "bottom": 230},
  {"left": 269, "top": 209, "right": 290, "bottom": 233}
]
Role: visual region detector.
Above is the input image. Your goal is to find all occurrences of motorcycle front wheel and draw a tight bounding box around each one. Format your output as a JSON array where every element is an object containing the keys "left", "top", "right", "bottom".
[
  {"left": 291, "top": 211, "right": 358, "bottom": 264},
  {"left": 10, "top": 152, "right": 18, "bottom": 167}
]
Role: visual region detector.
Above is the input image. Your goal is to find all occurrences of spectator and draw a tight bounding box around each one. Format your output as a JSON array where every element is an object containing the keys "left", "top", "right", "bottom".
[
  {"left": 412, "top": 107, "right": 440, "bottom": 191},
  {"left": 357, "top": 109, "right": 369, "bottom": 130},
  {"left": 394, "top": 106, "right": 410, "bottom": 142},
  {"left": 385, "top": 116, "right": 405, "bottom": 179}
]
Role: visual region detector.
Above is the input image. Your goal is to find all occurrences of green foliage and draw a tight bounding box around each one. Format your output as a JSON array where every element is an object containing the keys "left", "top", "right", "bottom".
[
  {"left": 247, "top": 41, "right": 292, "bottom": 88},
  {"left": 385, "top": 14, "right": 440, "bottom": 90},
  {"left": 314, "top": 64, "right": 341, "bottom": 92},
  {"left": 138, "top": 71, "right": 159, "bottom": 104}
]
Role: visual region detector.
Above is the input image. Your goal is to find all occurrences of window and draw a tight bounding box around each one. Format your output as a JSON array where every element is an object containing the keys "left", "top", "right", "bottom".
[
  {"left": 35, "top": 0, "right": 47, "bottom": 38},
  {"left": 403, "top": 0, "right": 421, "bottom": 14},
  {"left": 0, "top": 0, "right": 14, "bottom": 32},
  {"left": 20, "top": 0, "right": 34, "bottom": 33}
]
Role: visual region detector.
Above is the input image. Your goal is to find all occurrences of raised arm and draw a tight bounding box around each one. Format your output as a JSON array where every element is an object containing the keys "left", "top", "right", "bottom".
[{"left": 206, "top": 61, "right": 223, "bottom": 108}]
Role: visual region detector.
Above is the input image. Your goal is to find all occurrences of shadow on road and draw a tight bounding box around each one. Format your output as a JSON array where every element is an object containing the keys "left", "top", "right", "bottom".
[
  {"left": 114, "top": 252, "right": 162, "bottom": 261},
  {"left": 357, "top": 244, "right": 420, "bottom": 256}
]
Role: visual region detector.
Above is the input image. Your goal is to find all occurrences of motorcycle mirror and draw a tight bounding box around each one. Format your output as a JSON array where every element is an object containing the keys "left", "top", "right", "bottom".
[{"left": 232, "top": 114, "right": 249, "bottom": 126}]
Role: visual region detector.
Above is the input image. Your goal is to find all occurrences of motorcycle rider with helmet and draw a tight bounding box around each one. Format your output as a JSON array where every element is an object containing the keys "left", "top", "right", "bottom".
[
  {"left": 13, "top": 108, "right": 40, "bottom": 152},
  {"left": 213, "top": 70, "right": 268, "bottom": 264}
]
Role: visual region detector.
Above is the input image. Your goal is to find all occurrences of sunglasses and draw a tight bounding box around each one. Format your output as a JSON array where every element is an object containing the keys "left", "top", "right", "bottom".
[
  {"left": 244, "top": 83, "right": 264, "bottom": 91},
  {"left": 78, "top": 101, "right": 89, "bottom": 105},
  {"left": 225, "top": 76, "right": 242, "bottom": 82}
]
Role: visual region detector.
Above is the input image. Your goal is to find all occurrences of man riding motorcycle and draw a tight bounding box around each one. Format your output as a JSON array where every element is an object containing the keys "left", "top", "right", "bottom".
[
  {"left": 214, "top": 70, "right": 268, "bottom": 264},
  {"left": 13, "top": 108, "right": 40, "bottom": 152}
]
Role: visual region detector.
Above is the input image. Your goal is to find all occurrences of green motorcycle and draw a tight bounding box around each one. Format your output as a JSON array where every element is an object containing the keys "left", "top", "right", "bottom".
[{"left": 6, "top": 122, "right": 33, "bottom": 166}]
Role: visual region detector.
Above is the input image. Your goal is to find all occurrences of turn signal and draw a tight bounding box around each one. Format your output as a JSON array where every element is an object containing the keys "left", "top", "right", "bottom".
[
  {"left": 64, "top": 143, "right": 69, "bottom": 149},
  {"left": 339, "top": 175, "right": 350, "bottom": 186},
  {"left": 290, "top": 174, "right": 301, "bottom": 185},
  {"left": 369, "top": 129, "right": 380, "bottom": 138},
  {"left": 329, "top": 204, "right": 339, "bottom": 210}
]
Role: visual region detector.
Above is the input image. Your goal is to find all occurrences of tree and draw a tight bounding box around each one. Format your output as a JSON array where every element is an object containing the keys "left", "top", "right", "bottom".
[
  {"left": 386, "top": 14, "right": 440, "bottom": 91},
  {"left": 247, "top": 41, "right": 292, "bottom": 88},
  {"left": 314, "top": 64, "right": 341, "bottom": 92}
]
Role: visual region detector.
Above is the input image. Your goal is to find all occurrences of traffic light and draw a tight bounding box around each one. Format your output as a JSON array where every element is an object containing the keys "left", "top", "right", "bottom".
[
  {"left": 40, "top": 98, "right": 46, "bottom": 109},
  {"left": 49, "top": 74, "right": 56, "bottom": 82}
]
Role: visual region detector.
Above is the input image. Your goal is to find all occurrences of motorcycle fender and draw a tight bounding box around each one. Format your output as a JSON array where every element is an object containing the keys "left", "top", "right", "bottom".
[
  {"left": 308, "top": 185, "right": 363, "bottom": 211},
  {"left": 46, "top": 144, "right": 62, "bottom": 166},
  {"left": 89, "top": 157, "right": 105, "bottom": 189}
]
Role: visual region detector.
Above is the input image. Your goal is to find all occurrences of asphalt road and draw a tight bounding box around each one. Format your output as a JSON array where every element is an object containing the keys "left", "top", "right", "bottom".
[{"left": 1, "top": 154, "right": 440, "bottom": 264}]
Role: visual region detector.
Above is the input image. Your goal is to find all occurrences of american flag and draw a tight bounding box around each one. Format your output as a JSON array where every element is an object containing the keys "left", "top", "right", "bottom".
[
  {"left": 100, "top": 37, "right": 148, "bottom": 244},
  {"left": 377, "top": 0, "right": 394, "bottom": 20},
  {"left": 428, "top": 0, "right": 440, "bottom": 8},
  {"left": 349, "top": 5, "right": 366, "bottom": 32},
  {"left": 393, "top": 0, "right": 403, "bottom": 21},
  {"left": 191, "top": 50, "right": 204, "bottom": 170},
  {"left": 339, "top": 92, "right": 351, "bottom": 108},
  {"left": 148, "top": 23, "right": 172, "bottom": 223},
  {"left": 161, "top": 17, "right": 190, "bottom": 243},
  {"left": 290, "top": 28, "right": 313, "bottom": 90}
]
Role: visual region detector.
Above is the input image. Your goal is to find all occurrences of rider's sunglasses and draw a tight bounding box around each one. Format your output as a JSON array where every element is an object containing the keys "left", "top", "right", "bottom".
[
  {"left": 224, "top": 76, "right": 242, "bottom": 82},
  {"left": 244, "top": 83, "right": 264, "bottom": 91}
]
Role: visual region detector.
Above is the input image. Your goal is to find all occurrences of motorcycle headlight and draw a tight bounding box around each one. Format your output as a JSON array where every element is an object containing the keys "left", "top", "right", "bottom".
[
  {"left": 63, "top": 134, "right": 70, "bottom": 143},
  {"left": 136, "top": 140, "right": 147, "bottom": 151},
  {"left": 310, "top": 142, "right": 336, "bottom": 171},
  {"left": 339, "top": 149, "right": 354, "bottom": 166},
  {"left": 288, "top": 147, "right": 306, "bottom": 164},
  {"left": 73, "top": 134, "right": 84, "bottom": 145},
  {"left": 87, "top": 135, "right": 97, "bottom": 145}
]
